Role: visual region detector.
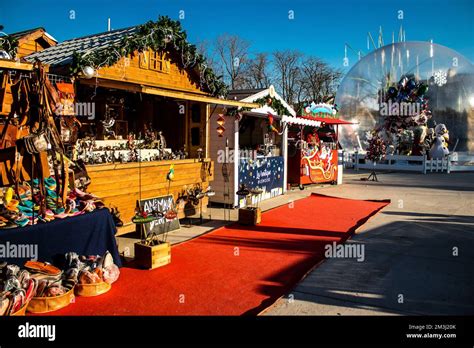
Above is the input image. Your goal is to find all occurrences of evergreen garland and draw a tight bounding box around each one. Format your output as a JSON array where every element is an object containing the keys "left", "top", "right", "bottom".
[
  {"left": 227, "top": 94, "right": 291, "bottom": 117},
  {"left": 253, "top": 95, "right": 291, "bottom": 116},
  {"left": 0, "top": 35, "right": 18, "bottom": 58},
  {"left": 70, "top": 16, "right": 227, "bottom": 97}
]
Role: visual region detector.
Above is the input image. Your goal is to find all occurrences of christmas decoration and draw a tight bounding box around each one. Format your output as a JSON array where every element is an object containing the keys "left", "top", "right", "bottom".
[
  {"left": 81, "top": 66, "right": 95, "bottom": 79},
  {"left": 253, "top": 95, "right": 291, "bottom": 116},
  {"left": 70, "top": 16, "right": 226, "bottom": 97},
  {"left": 166, "top": 164, "right": 175, "bottom": 181},
  {"left": 301, "top": 102, "right": 338, "bottom": 118},
  {"left": 429, "top": 124, "right": 449, "bottom": 159},
  {"left": 267, "top": 113, "right": 280, "bottom": 133},
  {"left": 364, "top": 74, "right": 443, "bottom": 157},
  {"left": 433, "top": 70, "right": 447, "bottom": 87},
  {"left": 216, "top": 114, "right": 225, "bottom": 137},
  {"left": 0, "top": 34, "right": 18, "bottom": 59},
  {"left": 366, "top": 132, "right": 386, "bottom": 163}
]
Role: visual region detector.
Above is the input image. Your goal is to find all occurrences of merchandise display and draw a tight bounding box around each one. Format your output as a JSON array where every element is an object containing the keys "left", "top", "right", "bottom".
[
  {"left": 0, "top": 249, "right": 120, "bottom": 315},
  {"left": 0, "top": 264, "right": 36, "bottom": 315},
  {"left": 0, "top": 177, "right": 105, "bottom": 229},
  {"left": 287, "top": 103, "right": 352, "bottom": 187},
  {"left": 64, "top": 251, "right": 120, "bottom": 287},
  {"left": 74, "top": 134, "right": 189, "bottom": 165}
]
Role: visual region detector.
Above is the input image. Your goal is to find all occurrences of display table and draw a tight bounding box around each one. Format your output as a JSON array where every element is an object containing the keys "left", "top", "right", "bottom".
[{"left": 0, "top": 209, "right": 122, "bottom": 267}]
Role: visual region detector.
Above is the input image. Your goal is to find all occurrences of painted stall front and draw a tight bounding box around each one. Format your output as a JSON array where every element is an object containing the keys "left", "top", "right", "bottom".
[
  {"left": 210, "top": 86, "right": 295, "bottom": 207},
  {"left": 286, "top": 103, "right": 354, "bottom": 189}
]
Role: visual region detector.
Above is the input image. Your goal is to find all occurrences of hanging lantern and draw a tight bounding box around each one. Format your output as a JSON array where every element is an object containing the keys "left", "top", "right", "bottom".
[
  {"left": 217, "top": 125, "right": 225, "bottom": 137},
  {"left": 217, "top": 114, "right": 225, "bottom": 126},
  {"left": 217, "top": 114, "right": 225, "bottom": 137}
]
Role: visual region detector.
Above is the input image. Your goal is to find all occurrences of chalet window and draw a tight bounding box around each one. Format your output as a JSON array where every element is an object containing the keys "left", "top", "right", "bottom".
[
  {"left": 139, "top": 50, "right": 170, "bottom": 73},
  {"left": 191, "top": 127, "right": 201, "bottom": 146},
  {"left": 191, "top": 104, "right": 201, "bottom": 123}
]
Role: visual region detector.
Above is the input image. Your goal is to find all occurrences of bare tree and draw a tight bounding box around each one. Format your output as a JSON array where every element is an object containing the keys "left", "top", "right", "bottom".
[
  {"left": 241, "top": 53, "right": 271, "bottom": 89},
  {"left": 196, "top": 39, "right": 223, "bottom": 77},
  {"left": 214, "top": 34, "right": 250, "bottom": 90},
  {"left": 300, "top": 56, "right": 342, "bottom": 104},
  {"left": 272, "top": 50, "right": 303, "bottom": 105}
]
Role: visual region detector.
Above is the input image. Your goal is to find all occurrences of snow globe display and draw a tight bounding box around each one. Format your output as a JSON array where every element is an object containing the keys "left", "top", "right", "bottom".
[{"left": 336, "top": 41, "right": 474, "bottom": 154}]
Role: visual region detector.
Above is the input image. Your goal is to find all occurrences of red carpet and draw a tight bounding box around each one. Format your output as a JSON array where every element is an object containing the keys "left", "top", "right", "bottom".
[{"left": 38, "top": 193, "right": 389, "bottom": 316}]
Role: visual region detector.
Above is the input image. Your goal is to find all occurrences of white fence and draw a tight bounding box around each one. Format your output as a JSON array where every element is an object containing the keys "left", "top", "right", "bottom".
[{"left": 343, "top": 151, "right": 474, "bottom": 174}]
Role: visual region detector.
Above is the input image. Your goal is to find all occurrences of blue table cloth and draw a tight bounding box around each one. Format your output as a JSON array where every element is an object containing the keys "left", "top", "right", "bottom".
[{"left": 0, "top": 208, "right": 122, "bottom": 267}]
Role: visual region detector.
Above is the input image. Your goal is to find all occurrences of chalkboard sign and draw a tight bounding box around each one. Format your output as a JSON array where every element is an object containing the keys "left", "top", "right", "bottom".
[{"left": 137, "top": 195, "right": 180, "bottom": 237}]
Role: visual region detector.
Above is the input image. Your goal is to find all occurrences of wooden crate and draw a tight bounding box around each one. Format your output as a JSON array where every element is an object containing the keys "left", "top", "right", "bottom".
[
  {"left": 134, "top": 242, "right": 171, "bottom": 270},
  {"left": 238, "top": 207, "right": 261, "bottom": 225}
]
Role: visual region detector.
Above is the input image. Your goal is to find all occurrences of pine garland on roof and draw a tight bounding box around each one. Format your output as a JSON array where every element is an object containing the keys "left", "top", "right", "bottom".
[
  {"left": 0, "top": 35, "right": 18, "bottom": 58},
  {"left": 253, "top": 95, "right": 291, "bottom": 116},
  {"left": 70, "top": 16, "right": 227, "bottom": 97}
]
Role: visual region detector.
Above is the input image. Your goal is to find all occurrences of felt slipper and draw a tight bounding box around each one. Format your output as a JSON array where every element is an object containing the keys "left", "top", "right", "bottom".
[
  {"left": 0, "top": 222, "right": 18, "bottom": 229},
  {"left": 17, "top": 205, "right": 33, "bottom": 214},
  {"left": 103, "top": 264, "right": 120, "bottom": 284},
  {"left": 14, "top": 218, "right": 29, "bottom": 228},
  {"left": 34, "top": 280, "right": 48, "bottom": 297},
  {"left": 74, "top": 188, "right": 97, "bottom": 199},
  {"left": 54, "top": 207, "right": 65, "bottom": 215},
  {"left": 25, "top": 278, "right": 36, "bottom": 302},
  {"left": 53, "top": 212, "right": 69, "bottom": 219},
  {"left": 44, "top": 177, "right": 57, "bottom": 189},
  {"left": 10, "top": 290, "right": 25, "bottom": 314},
  {"left": 24, "top": 261, "right": 61, "bottom": 277},
  {"left": 102, "top": 251, "right": 114, "bottom": 269},
  {"left": 0, "top": 295, "right": 10, "bottom": 316},
  {"left": 27, "top": 218, "right": 38, "bottom": 225},
  {"left": 19, "top": 199, "right": 34, "bottom": 208},
  {"left": 46, "top": 189, "right": 58, "bottom": 199}
]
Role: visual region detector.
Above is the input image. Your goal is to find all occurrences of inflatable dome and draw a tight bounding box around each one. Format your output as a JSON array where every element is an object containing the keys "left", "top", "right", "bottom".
[{"left": 336, "top": 41, "right": 474, "bottom": 152}]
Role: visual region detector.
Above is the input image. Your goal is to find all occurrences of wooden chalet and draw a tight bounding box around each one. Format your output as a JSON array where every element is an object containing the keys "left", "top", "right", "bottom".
[
  {"left": 0, "top": 27, "right": 57, "bottom": 115},
  {"left": 0, "top": 22, "right": 256, "bottom": 235}
]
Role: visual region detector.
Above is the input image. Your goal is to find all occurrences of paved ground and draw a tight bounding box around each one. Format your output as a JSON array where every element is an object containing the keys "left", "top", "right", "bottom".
[
  {"left": 265, "top": 170, "right": 474, "bottom": 315},
  {"left": 117, "top": 170, "right": 474, "bottom": 316}
]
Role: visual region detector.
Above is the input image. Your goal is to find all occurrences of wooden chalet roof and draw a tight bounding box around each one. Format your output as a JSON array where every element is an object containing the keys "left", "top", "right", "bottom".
[{"left": 25, "top": 26, "right": 136, "bottom": 66}]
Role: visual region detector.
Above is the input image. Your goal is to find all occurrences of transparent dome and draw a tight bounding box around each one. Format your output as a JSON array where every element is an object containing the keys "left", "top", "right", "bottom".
[{"left": 336, "top": 41, "right": 474, "bottom": 152}]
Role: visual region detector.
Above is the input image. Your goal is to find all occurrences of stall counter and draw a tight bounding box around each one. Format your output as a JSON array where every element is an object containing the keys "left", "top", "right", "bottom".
[{"left": 87, "top": 158, "right": 214, "bottom": 235}]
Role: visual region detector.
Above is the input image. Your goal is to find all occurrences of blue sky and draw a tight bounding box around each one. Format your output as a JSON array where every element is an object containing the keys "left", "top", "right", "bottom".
[{"left": 1, "top": 0, "right": 473, "bottom": 71}]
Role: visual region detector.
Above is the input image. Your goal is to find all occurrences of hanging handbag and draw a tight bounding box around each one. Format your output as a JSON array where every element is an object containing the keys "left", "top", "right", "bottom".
[
  {"left": 72, "top": 159, "right": 91, "bottom": 189},
  {"left": 22, "top": 130, "right": 50, "bottom": 154}
]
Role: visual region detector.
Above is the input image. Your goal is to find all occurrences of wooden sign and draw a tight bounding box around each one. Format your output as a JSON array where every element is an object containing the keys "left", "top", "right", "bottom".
[{"left": 138, "top": 195, "right": 180, "bottom": 237}]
